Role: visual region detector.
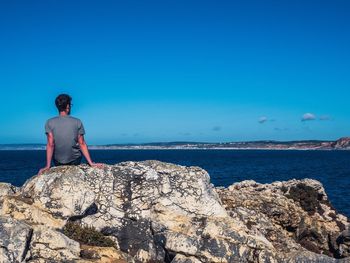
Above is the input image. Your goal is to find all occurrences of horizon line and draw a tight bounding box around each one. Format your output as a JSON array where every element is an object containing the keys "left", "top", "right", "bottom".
[{"left": 0, "top": 137, "right": 347, "bottom": 146}]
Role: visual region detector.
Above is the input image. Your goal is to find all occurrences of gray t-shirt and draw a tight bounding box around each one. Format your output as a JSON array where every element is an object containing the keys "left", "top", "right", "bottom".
[{"left": 45, "top": 116, "right": 85, "bottom": 164}]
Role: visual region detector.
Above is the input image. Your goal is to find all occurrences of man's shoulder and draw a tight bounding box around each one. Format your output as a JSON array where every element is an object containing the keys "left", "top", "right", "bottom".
[
  {"left": 46, "top": 116, "right": 59, "bottom": 124},
  {"left": 68, "top": 116, "right": 83, "bottom": 124}
]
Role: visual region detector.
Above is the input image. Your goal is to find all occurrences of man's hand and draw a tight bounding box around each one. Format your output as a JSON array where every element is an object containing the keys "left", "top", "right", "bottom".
[
  {"left": 89, "top": 162, "right": 104, "bottom": 168},
  {"left": 38, "top": 166, "right": 50, "bottom": 175},
  {"left": 78, "top": 135, "right": 104, "bottom": 169}
]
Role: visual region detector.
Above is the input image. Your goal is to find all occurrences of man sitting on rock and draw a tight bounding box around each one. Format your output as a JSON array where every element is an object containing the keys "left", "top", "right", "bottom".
[{"left": 39, "top": 94, "right": 103, "bottom": 174}]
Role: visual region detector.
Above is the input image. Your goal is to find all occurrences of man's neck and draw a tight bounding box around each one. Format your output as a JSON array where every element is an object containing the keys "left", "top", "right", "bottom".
[{"left": 59, "top": 111, "right": 69, "bottom": 117}]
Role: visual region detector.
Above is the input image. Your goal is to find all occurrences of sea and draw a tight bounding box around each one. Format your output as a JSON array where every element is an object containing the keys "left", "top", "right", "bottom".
[{"left": 0, "top": 150, "right": 349, "bottom": 218}]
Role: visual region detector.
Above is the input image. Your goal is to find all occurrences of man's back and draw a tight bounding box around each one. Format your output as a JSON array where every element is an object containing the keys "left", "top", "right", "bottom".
[
  {"left": 39, "top": 93, "right": 103, "bottom": 175},
  {"left": 45, "top": 115, "right": 85, "bottom": 164}
]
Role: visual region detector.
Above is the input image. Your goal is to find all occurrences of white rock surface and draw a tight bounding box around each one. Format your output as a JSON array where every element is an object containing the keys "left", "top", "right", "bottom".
[{"left": 0, "top": 160, "right": 349, "bottom": 262}]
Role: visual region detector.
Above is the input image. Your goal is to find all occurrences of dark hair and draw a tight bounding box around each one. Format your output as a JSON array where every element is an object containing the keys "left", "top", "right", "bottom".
[{"left": 55, "top": 94, "right": 72, "bottom": 112}]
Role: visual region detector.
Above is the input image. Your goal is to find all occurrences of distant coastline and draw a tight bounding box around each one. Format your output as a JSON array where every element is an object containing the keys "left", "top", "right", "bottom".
[{"left": 1, "top": 137, "right": 349, "bottom": 150}]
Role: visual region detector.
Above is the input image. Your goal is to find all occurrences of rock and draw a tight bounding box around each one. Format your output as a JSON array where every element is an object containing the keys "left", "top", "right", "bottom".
[
  {"left": 0, "top": 160, "right": 349, "bottom": 262},
  {"left": 29, "top": 225, "right": 80, "bottom": 261},
  {"left": 79, "top": 245, "right": 130, "bottom": 263},
  {"left": 0, "top": 183, "right": 17, "bottom": 197},
  {"left": 283, "top": 250, "right": 350, "bottom": 262},
  {"left": 0, "top": 183, "right": 18, "bottom": 211},
  {"left": 0, "top": 216, "right": 32, "bottom": 262},
  {"left": 21, "top": 165, "right": 96, "bottom": 220},
  {"left": 22, "top": 161, "right": 253, "bottom": 262},
  {"left": 331, "top": 137, "right": 350, "bottom": 149},
  {"left": 1, "top": 195, "right": 65, "bottom": 228},
  {"left": 336, "top": 229, "right": 350, "bottom": 258},
  {"left": 218, "top": 179, "right": 350, "bottom": 259},
  {"left": 171, "top": 254, "right": 202, "bottom": 263}
]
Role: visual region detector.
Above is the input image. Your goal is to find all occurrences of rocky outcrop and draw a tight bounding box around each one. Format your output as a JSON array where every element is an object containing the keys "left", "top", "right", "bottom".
[
  {"left": 331, "top": 137, "right": 350, "bottom": 149},
  {"left": 0, "top": 216, "right": 32, "bottom": 262},
  {"left": 0, "top": 183, "right": 18, "bottom": 211},
  {"left": 217, "top": 179, "right": 350, "bottom": 259},
  {"left": 29, "top": 225, "right": 81, "bottom": 261},
  {"left": 79, "top": 245, "right": 129, "bottom": 263},
  {"left": 0, "top": 160, "right": 349, "bottom": 262},
  {"left": 0, "top": 183, "right": 18, "bottom": 197}
]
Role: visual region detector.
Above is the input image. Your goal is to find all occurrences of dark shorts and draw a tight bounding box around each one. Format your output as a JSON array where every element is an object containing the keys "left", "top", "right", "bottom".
[{"left": 53, "top": 156, "right": 82, "bottom": 166}]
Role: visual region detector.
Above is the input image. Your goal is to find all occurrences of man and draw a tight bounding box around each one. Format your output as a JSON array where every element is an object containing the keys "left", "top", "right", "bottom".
[{"left": 38, "top": 94, "right": 103, "bottom": 174}]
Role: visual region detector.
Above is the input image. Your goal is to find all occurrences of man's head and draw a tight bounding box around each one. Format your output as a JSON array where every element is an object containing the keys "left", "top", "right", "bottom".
[{"left": 55, "top": 94, "right": 72, "bottom": 114}]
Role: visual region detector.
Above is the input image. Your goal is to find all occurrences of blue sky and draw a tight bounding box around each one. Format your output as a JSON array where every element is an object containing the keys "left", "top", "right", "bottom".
[{"left": 0, "top": 0, "right": 349, "bottom": 144}]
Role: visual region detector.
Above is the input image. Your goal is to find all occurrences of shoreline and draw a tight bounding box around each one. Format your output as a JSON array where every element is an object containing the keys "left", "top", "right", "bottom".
[{"left": 1, "top": 137, "right": 349, "bottom": 151}]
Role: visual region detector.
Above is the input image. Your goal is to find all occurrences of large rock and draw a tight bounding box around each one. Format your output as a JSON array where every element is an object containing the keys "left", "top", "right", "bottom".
[
  {"left": 0, "top": 183, "right": 18, "bottom": 211},
  {"left": 79, "top": 245, "right": 130, "bottom": 263},
  {"left": 331, "top": 137, "right": 350, "bottom": 149},
  {"left": 0, "top": 216, "right": 32, "bottom": 262},
  {"left": 0, "top": 160, "right": 349, "bottom": 262},
  {"left": 1, "top": 195, "right": 65, "bottom": 228},
  {"left": 217, "top": 179, "right": 350, "bottom": 260},
  {"left": 19, "top": 161, "right": 275, "bottom": 262},
  {"left": 0, "top": 216, "right": 81, "bottom": 263},
  {"left": 28, "top": 225, "right": 80, "bottom": 261},
  {"left": 171, "top": 254, "right": 202, "bottom": 263},
  {"left": 0, "top": 183, "right": 17, "bottom": 197}
]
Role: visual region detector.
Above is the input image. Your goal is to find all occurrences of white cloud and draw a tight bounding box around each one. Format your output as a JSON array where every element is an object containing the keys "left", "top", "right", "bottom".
[
  {"left": 258, "top": 116, "right": 268, "bottom": 124},
  {"left": 301, "top": 113, "right": 316, "bottom": 122}
]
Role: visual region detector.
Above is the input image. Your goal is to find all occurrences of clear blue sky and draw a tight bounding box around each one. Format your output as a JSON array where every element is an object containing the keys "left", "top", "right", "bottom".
[{"left": 0, "top": 0, "right": 349, "bottom": 144}]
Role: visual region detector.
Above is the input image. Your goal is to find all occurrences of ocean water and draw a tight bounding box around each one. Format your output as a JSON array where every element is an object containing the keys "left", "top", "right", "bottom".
[{"left": 0, "top": 150, "right": 349, "bottom": 217}]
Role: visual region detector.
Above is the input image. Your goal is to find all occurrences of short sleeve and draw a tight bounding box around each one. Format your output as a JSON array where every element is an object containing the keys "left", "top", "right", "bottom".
[
  {"left": 78, "top": 120, "right": 85, "bottom": 135},
  {"left": 45, "top": 120, "right": 52, "bottom": 134}
]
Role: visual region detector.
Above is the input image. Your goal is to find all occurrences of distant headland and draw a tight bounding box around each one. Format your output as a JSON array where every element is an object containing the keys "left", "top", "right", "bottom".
[{"left": 1, "top": 137, "right": 349, "bottom": 150}]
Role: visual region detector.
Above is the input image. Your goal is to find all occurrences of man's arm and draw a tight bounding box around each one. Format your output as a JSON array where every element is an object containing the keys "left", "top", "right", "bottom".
[
  {"left": 38, "top": 132, "right": 54, "bottom": 174},
  {"left": 78, "top": 134, "right": 103, "bottom": 168}
]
